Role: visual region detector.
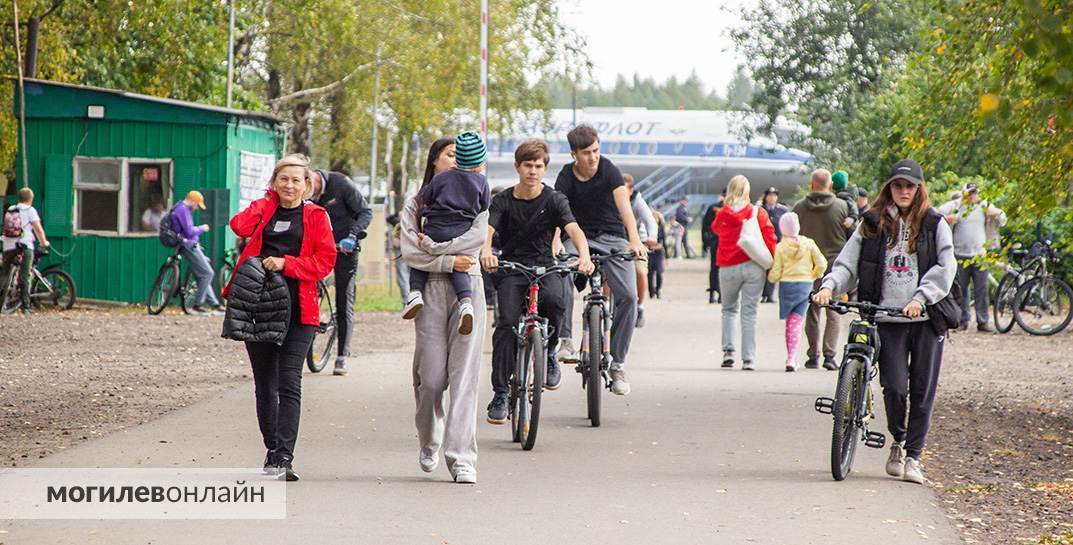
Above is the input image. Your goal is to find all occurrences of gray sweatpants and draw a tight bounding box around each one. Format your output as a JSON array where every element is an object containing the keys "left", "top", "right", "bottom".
[
  {"left": 719, "top": 261, "right": 766, "bottom": 362},
  {"left": 412, "top": 272, "right": 486, "bottom": 476},
  {"left": 956, "top": 259, "right": 990, "bottom": 326},
  {"left": 560, "top": 234, "right": 638, "bottom": 365}
]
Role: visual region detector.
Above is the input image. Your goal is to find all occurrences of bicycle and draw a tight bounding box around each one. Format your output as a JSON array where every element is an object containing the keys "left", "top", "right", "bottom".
[
  {"left": 217, "top": 246, "right": 240, "bottom": 299},
  {"left": 1009, "top": 240, "right": 1073, "bottom": 336},
  {"left": 814, "top": 300, "right": 910, "bottom": 481},
  {"left": 306, "top": 278, "right": 337, "bottom": 373},
  {"left": 496, "top": 259, "right": 575, "bottom": 450},
  {"left": 569, "top": 250, "right": 636, "bottom": 428},
  {"left": 1, "top": 246, "right": 77, "bottom": 314},
  {"left": 146, "top": 246, "right": 199, "bottom": 315}
]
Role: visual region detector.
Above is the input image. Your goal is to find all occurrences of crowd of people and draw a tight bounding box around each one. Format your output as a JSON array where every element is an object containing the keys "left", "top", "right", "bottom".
[{"left": 0, "top": 119, "right": 1009, "bottom": 490}]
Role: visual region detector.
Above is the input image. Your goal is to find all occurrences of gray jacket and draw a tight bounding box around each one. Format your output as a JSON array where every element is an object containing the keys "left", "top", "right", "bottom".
[{"left": 821, "top": 207, "right": 956, "bottom": 321}]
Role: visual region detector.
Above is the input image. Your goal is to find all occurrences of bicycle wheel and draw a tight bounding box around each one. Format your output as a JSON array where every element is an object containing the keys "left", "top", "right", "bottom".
[
  {"left": 1013, "top": 276, "right": 1073, "bottom": 336},
  {"left": 307, "top": 284, "right": 337, "bottom": 372},
  {"left": 992, "top": 273, "right": 1018, "bottom": 334},
  {"left": 510, "top": 339, "right": 525, "bottom": 443},
  {"left": 831, "top": 356, "right": 865, "bottom": 481},
  {"left": 146, "top": 262, "right": 180, "bottom": 315},
  {"left": 586, "top": 305, "right": 603, "bottom": 428},
  {"left": 180, "top": 270, "right": 199, "bottom": 314},
  {"left": 1, "top": 268, "right": 20, "bottom": 314},
  {"left": 520, "top": 328, "right": 545, "bottom": 451},
  {"left": 218, "top": 262, "right": 234, "bottom": 300},
  {"left": 31, "top": 268, "right": 76, "bottom": 310}
]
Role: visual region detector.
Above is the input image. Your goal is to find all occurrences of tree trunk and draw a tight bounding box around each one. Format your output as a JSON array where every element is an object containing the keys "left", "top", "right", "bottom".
[
  {"left": 290, "top": 101, "right": 312, "bottom": 156},
  {"left": 328, "top": 90, "right": 349, "bottom": 172}
]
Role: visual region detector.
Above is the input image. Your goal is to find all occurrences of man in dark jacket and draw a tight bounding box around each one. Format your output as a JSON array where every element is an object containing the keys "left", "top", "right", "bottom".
[
  {"left": 760, "top": 187, "right": 788, "bottom": 303},
  {"left": 674, "top": 196, "right": 695, "bottom": 258},
  {"left": 311, "top": 169, "right": 374, "bottom": 376},
  {"left": 792, "top": 169, "right": 849, "bottom": 371}
]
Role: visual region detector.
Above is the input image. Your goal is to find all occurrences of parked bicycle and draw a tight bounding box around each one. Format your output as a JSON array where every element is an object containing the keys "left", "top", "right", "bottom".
[
  {"left": 568, "top": 250, "right": 636, "bottom": 428},
  {"left": 814, "top": 300, "right": 910, "bottom": 481},
  {"left": 992, "top": 237, "right": 1073, "bottom": 335},
  {"left": 306, "top": 278, "right": 337, "bottom": 373},
  {"left": 496, "top": 259, "right": 575, "bottom": 450},
  {"left": 146, "top": 246, "right": 199, "bottom": 315},
  {"left": 217, "top": 246, "right": 240, "bottom": 300},
  {"left": 1, "top": 245, "right": 77, "bottom": 314}
]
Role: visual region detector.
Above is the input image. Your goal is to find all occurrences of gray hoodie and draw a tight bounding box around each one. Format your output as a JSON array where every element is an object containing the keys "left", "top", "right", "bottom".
[{"left": 821, "top": 207, "right": 956, "bottom": 323}]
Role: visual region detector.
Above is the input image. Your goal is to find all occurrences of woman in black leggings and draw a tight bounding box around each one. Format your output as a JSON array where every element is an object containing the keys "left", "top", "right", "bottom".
[{"left": 223, "top": 154, "right": 337, "bottom": 481}]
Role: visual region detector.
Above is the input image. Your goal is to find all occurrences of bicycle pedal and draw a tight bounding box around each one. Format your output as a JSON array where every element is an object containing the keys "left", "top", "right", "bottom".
[
  {"left": 814, "top": 397, "right": 834, "bottom": 414},
  {"left": 864, "top": 431, "right": 886, "bottom": 449}
]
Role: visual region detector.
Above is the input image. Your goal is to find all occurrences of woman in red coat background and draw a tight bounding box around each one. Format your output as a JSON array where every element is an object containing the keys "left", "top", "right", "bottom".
[
  {"left": 224, "top": 154, "right": 337, "bottom": 481},
  {"left": 712, "top": 174, "right": 777, "bottom": 371}
]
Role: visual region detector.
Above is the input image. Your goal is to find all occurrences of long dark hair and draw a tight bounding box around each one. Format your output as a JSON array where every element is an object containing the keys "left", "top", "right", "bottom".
[
  {"left": 422, "top": 137, "right": 455, "bottom": 189},
  {"left": 861, "top": 180, "right": 932, "bottom": 252}
]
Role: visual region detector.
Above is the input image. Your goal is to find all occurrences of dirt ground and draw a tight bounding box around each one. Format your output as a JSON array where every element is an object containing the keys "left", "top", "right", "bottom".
[
  {"left": 927, "top": 327, "right": 1073, "bottom": 544},
  {"left": 0, "top": 307, "right": 413, "bottom": 467},
  {"left": 3, "top": 307, "right": 1072, "bottom": 543}
]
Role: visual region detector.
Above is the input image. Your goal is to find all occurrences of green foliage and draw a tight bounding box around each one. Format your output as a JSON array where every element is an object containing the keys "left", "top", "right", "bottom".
[{"left": 542, "top": 71, "right": 733, "bottom": 111}]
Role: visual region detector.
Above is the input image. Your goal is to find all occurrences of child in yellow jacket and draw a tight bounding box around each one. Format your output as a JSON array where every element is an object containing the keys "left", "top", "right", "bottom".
[{"left": 767, "top": 212, "right": 827, "bottom": 371}]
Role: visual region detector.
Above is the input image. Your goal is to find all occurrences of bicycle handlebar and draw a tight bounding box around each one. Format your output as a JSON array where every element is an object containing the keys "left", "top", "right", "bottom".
[
  {"left": 819, "top": 299, "right": 915, "bottom": 319},
  {"left": 497, "top": 260, "right": 575, "bottom": 278}
]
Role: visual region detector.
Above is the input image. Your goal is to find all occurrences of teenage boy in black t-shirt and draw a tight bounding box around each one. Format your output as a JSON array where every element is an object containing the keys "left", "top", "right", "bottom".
[
  {"left": 553, "top": 124, "right": 647, "bottom": 396},
  {"left": 480, "top": 139, "right": 594, "bottom": 424}
]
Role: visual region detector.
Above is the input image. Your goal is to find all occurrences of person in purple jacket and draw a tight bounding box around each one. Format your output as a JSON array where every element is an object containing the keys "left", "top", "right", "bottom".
[
  {"left": 401, "top": 131, "right": 491, "bottom": 336},
  {"left": 172, "top": 190, "right": 224, "bottom": 314}
]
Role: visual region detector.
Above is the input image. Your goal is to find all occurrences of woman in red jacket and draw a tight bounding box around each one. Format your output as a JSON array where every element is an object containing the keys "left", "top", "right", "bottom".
[
  {"left": 224, "top": 154, "right": 337, "bottom": 481},
  {"left": 712, "top": 175, "right": 777, "bottom": 370}
]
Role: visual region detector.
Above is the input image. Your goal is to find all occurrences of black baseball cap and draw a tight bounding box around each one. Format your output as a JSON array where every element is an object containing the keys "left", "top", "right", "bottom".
[
  {"left": 886, "top": 159, "right": 924, "bottom": 185},
  {"left": 764, "top": 186, "right": 779, "bottom": 195},
  {"left": 964, "top": 182, "right": 979, "bottom": 194},
  {"left": 857, "top": 187, "right": 868, "bottom": 198}
]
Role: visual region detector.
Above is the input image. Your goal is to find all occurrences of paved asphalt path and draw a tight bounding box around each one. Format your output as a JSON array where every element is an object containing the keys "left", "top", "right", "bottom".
[{"left": 4, "top": 260, "right": 961, "bottom": 544}]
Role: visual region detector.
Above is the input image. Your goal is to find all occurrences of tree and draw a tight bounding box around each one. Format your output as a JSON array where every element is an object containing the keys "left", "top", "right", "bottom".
[{"left": 725, "top": 65, "right": 753, "bottom": 110}]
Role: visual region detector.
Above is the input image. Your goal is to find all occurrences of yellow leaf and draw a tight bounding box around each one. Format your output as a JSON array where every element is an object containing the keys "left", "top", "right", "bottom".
[{"left": 980, "top": 94, "right": 1000, "bottom": 112}]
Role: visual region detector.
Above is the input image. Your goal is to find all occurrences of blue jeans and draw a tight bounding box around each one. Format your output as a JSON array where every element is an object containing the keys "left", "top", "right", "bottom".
[{"left": 181, "top": 245, "right": 220, "bottom": 307}]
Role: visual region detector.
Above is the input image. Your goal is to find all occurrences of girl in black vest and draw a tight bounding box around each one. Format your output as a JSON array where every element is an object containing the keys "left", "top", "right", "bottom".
[{"left": 812, "top": 159, "right": 956, "bottom": 485}]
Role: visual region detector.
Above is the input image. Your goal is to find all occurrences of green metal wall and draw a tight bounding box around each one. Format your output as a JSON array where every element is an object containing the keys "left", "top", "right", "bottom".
[{"left": 19, "top": 107, "right": 281, "bottom": 304}]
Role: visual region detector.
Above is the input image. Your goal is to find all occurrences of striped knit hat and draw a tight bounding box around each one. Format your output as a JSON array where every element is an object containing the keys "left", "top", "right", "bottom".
[{"left": 454, "top": 131, "right": 487, "bottom": 170}]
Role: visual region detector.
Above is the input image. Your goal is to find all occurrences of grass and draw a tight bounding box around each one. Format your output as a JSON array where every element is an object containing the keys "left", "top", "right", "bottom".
[
  {"left": 1037, "top": 531, "right": 1073, "bottom": 545},
  {"left": 354, "top": 283, "right": 402, "bottom": 313}
]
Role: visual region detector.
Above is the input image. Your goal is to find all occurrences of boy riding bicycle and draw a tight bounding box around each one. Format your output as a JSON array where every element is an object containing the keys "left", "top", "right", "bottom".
[{"left": 480, "top": 139, "right": 593, "bottom": 424}]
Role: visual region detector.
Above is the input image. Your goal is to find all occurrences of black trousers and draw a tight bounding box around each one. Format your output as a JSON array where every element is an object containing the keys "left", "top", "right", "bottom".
[
  {"left": 708, "top": 238, "right": 720, "bottom": 294},
  {"left": 245, "top": 321, "right": 315, "bottom": 461},
  {"left": 647, "top": 249, "right": 665, "bottom": 297},
  {"left": 491, "top": 272, "right": 566, "bottom": 395},
  {"left": 876, "top": 321, "right": 945, "bottom": 460},
  {"left": 334, "top": 252, "right": 358, "bottom": 358}
]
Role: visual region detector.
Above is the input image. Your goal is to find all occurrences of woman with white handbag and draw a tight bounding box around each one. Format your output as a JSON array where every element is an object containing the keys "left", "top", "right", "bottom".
[{"left": 711, "top": 175, "right": 778, "bottom": 370}]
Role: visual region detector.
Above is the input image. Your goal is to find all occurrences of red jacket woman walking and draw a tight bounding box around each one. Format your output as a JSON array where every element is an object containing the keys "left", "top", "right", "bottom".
[
  {"left": 712, "top": 175, "right": 777, "bottom": 370},
  {"left": 224, "top": 154, "right": 336, "bottom": 481}
]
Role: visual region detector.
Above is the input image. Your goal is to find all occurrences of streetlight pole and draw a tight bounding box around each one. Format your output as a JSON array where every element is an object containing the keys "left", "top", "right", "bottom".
[
  {"left": 226, "top": 0, "right": 235, "bottom": 108},
  {"left": 479, "top": 0, "right": 488, "bottom": 138}
]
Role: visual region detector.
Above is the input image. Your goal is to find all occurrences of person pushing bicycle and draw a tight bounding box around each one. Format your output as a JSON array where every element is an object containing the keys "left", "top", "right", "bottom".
[
  {"left": 812, "top": 159, "right": 958, "bottom": 485},
  {"left": 480, "top": 139, "right": 594, "bottom": 425}
]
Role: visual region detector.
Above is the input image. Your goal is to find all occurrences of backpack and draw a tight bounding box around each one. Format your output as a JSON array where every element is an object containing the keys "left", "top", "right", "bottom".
[
  {"left": 158, "top": 204, "right": 182, "bottom": 248},
  {"left": 3, "top": 206, "right": 23, "bottom": 238}
]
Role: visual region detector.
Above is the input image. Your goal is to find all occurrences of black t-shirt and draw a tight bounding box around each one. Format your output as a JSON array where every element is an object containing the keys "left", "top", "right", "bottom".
[
  {"left": 260, "top": 204, "right": 304, "bottom": 316},
  {"left": 488, "top": 185, "right": 576, "bottom": 266},
  {"left": 554, "top": 156, "right": 626, "bottom": 239}
]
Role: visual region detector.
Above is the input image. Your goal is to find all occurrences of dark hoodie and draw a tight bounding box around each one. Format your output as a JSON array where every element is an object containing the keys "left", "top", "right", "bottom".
[{"left": 792, "top": 191, "right": 849, "bottom": 260}]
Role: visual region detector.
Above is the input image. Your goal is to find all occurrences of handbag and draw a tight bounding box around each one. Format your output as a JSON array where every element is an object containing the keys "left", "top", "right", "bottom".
[{"left": 737, "top": 205, "right": 774, "bottom": 269}]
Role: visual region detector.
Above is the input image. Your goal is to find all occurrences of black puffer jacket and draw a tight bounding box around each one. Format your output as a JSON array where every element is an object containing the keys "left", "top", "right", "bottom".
[{"left": 221, "top": 256, "right": 291, "bottom": 345}]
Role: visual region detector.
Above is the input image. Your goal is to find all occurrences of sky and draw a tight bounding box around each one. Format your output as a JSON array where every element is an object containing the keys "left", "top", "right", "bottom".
[{"left": 556, "top": 0, "right": 758, "bottom": 95}]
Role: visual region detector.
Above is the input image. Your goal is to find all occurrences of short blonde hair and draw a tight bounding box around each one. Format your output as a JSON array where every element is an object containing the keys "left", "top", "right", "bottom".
[
  {"left": 17, "top": 187, "right": 34, "bottom": 203},
  {"left": 724, "top": 175, "right": 751, "bottom": 208},
  {"left": 810, "top": 169, "right": 832, "bottom": 191},
  {"left": 271, "top": 154, "right": 314, "bottom": 200}
]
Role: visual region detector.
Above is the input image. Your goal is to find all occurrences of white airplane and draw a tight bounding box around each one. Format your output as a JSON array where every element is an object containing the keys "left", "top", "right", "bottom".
[{"left": 485, "top": 107, "right": 813, "bottom": 210}]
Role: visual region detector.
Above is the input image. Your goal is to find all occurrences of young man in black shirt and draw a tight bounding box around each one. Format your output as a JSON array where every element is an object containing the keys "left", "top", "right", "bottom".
[
  {"left": 554, "top": 124, "right": 647, "bottom": 396},
  {"left": 480, "top": 139, "right": 594, "bottom": 424}
]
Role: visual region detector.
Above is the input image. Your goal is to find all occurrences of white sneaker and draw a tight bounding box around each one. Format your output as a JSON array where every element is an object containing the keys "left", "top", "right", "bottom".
[
  {"left": 742, "top": 360, "right": 755, "bottom": 371},
  {"left": 557, "top": 338, "right": 578, "bottom": 363},
  {"left": 402, "top": 291, "right": 424, "bottom": 320},
  {"left": 902, "top": 457, "right": 924, "bottom": 484},
  {"left": 453, "top": 469, "right": 477, "bottom": 484},
  {"left": 886, "top": 443, "right": 906, "bottom": 477},
  {"left": 609, "top": 363, "right": 630, "bottom": 396},
  {"left": 419, "top": 452, "right": 439, "bottom": 473},
  {"left": 458, "top": 299, "right": 474, "bottom": 335}
]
